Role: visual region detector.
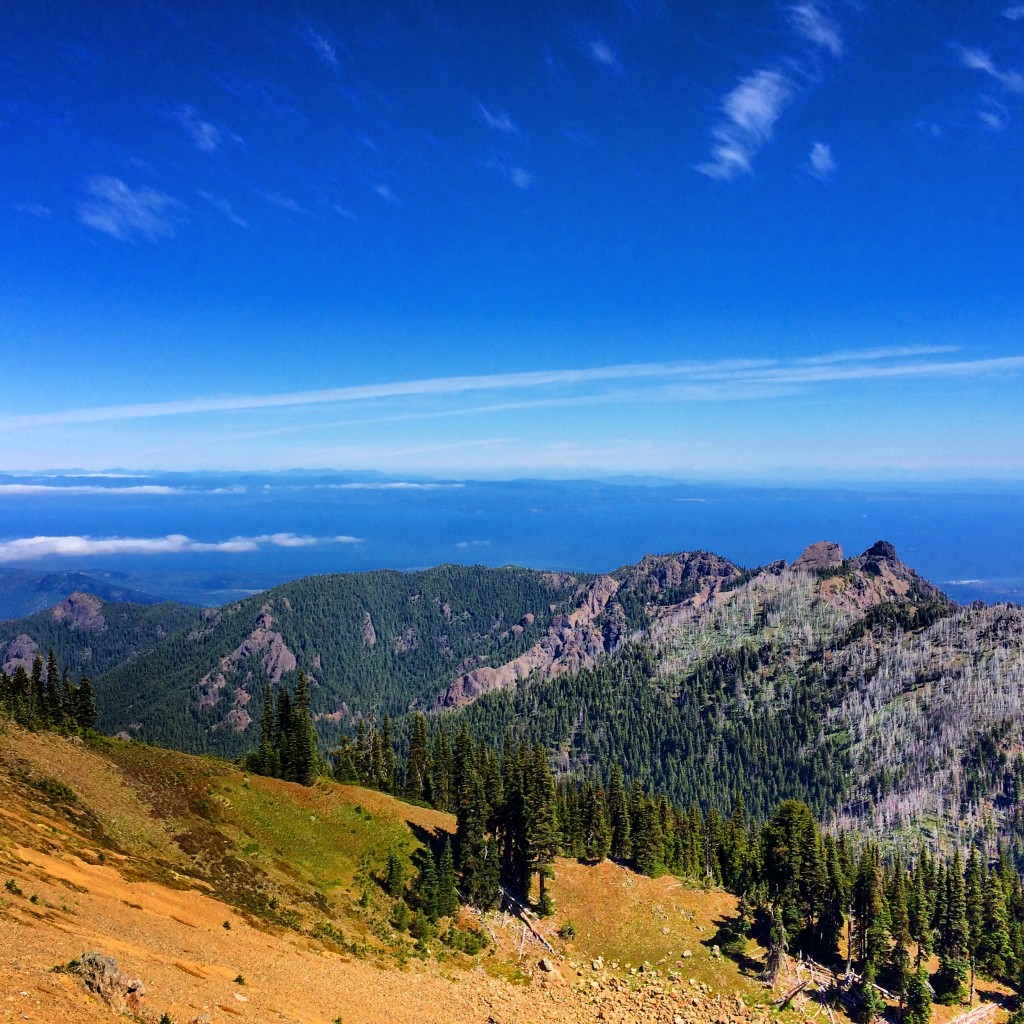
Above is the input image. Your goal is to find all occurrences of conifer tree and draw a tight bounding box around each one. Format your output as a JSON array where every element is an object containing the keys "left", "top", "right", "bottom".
[
  {"left": 905, "top": 964, "right": 932, "bottom": 1024},
  {"left": 978, "top": 870, "right": 1013, "bottom": 979},
  {"left": 607, "top": 763, "right": 631, "bottom": 861},
  {"left": 415, "top": 849, "right": 439, "bottom": 921},
  {"left": 525, "top": 744, "right": 559, "bottom": 914},
  {"left": 405, "top": 712, "right": 429, "bottom": 801},
  {"left": 75, "top": 676, "right": 98, "bottom": 731},
  {"left": 888, "top": 856, "right": 912, "bottom": 1012},
  {"left": 384, "top": 848, "right": 407, "bottom": 898},
  {"left": 583, "top": 785, "right": 611, "bottom": 862},
  {"left": 935, "top": 850, "right": 969, "bottom": 1005},
  {"left": 289, "top": 671, "right": 317, "bottom": 786},
  {"left": 436, "top": 838, "right": 459, "bottom": 919},
  {"left": 429, "top": 730, "right": 453, "bottom": 812}
]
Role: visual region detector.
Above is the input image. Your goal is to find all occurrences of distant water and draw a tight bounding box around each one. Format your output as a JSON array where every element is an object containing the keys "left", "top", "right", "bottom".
[{"left": 0, "top": 472, "right": 1022, "bottom": 606}]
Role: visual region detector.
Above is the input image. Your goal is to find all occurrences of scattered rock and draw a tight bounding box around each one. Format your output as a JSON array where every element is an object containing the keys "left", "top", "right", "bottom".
[{"left": 539, "top": 958, "right": 555, "bottom": 973}]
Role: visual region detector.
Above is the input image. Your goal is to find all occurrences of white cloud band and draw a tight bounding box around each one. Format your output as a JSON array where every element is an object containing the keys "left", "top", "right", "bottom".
[{"left": 0, "top": 533, "right": 361, "bottom": 562}]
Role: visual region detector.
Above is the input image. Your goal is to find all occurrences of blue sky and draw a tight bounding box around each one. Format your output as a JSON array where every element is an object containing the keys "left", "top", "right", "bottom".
[{"left": 2, "top": 0, "right": 1023, "bottom": 478}]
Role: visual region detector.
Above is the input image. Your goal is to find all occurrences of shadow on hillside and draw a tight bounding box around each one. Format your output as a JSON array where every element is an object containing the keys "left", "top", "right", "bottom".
[{"left": 703, "top": 912, "right": 763, "bottom": 976}]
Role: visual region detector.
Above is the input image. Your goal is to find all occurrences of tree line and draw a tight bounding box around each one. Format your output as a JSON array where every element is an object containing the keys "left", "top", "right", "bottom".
[
  {"left": 297, "top": 712, "right": 1024, "bottom": 1021},
  {"left": 0, "top": 649, "right": 98, "bottom": 734}
]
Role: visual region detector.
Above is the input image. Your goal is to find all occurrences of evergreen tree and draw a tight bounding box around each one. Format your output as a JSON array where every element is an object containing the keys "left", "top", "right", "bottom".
[
  {"left": 889, "top": 856, "right": 912, "bottom": 1010},
  {"left": 384, "top": 848, "right": 407, "bottom": 897},
  {"left": 405, "top": 712, "right": 429, "bottom": 801},
  {"left": 74, "top": 676, "right": 98, "bottom": 731},
  {"left": 289, "top": 671, "right": 318, "bottom": 786},
  {"left": 858, "top": 961, "right": 887, "bottom": 1024},
  {"left": 436, "top": 838, "right": 459, "bottom": 919},
  {"left": 607, "top": 763, "right": 631, "bottom": 861},
  {"left": 934, "top": 850, "right": 969, "bottom": 1005},
  {"left": 582, "top": 785, "right": 611, "bottom": 862},
  {"left": 905, "top": 964, "right": 932, "bottom": 1024},
  {"left": 978, "top": 870, "right": 1013, "bottom": 979},
  {"left": 525, "top": 744, "right": 559, "bottom": 914},
  {"left": 415, "top": 849, "right": 439, "bottom": 921}
]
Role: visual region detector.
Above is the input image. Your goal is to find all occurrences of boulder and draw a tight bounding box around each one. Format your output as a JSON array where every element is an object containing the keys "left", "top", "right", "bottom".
[{"left": 78, "top": 952, "right": 145, "bottom": 1015}]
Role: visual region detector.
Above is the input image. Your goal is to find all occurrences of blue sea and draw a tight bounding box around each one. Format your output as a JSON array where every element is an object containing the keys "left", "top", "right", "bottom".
[{"left": 1, "top": 471, "right": 1022, "bottom": 606}]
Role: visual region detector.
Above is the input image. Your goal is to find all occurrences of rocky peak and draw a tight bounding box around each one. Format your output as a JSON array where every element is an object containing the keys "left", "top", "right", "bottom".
[
  {"left": 791, "top": 541, "right": 843, "bottom": 573},
  {"left": 52, "top": 592, "right": 106, "bottom": 631}
]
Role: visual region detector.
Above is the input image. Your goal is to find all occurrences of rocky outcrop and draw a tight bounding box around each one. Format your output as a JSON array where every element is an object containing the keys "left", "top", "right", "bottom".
[
  {"left": 433, "top": 576, "right": 620, "bottom": 708},
  {"left": 361, "top": 611, "right": 377, "bottom": 648},
  {"left": 1, "top": 634, "right": 39, "bottom": 675},
  {"left": 77, "top": 952, "right": 146, "bottom": 1015},
  {"left": 193, "top": 606, "right": 298, "bottom": 729},
  {"left": 819, "top": 540, "right": 949, "bottom": 611},
  {"left": 51, "top": 592, "right": 106, "bottom": 631},
  {"left": 791, "top": 541, "right": 843, "bottom": 572}
]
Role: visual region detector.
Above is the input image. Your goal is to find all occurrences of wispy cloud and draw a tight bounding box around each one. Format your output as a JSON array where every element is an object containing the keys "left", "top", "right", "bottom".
[
  {"left": 588, "top": 39, "right": 621, "bottom": 72},
  {"left": 960, "top": 47, "right": 1024, "bottom": 94},
  {"left": 176, "top": 105, "right": 222, "bottom": 152},
  {"left": 978, "top": 107, "right": 1008, "bottom": 131},
  {"left": 455, "top": 540, "right": 490, "bottom": 549},
  {"left": 0, "top": 532, "right": 357, "bottom": 562},
  {"left": 303, "top": 26, "right": 342, "bottom": 70},
  {"left": 1004, "top": 5, "right": 1024, "bottom": 20},
  {"left": 807, "top": 141, "right": 837, "bottom": 179},
  {"left": 11, "top": 202, "right": 51, "bottom": 218},
  {"left": 696, "top": 69, "right": 794, "bottom": 180},
  {"left": 263, "top": 192, "right": 305, "bottom": 214},
  {"left": 373, "top": 183, "right": 400, "bottom": 205},
  {"left": 4, "top": 347, "right": 1022, "bottom": 430},
  {"left": 478, "top": 104, "right": 519, "bottom": 135},
  {"left": 487, "top": 157, "right": 535, "bottom": 190},
  {"left": 789, "top": 3, "right": 843, "bottom": 57},
  {"left": 697, "top": 4, "right": 843, "bottom": 181},
  {"left": 198, "top": 190, "right": 248, "bottom": 227},
  {"left": 77, "top": 177, "right": 181, "bottom": 242},
  {"left": 323, "top": 482, "right": 465, "bottom": 490},
  {"left": 0, "top": 483, "right": 244, "bottom": 496}
]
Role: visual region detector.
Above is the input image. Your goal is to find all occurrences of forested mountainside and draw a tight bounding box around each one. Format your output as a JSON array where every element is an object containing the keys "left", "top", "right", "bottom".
[
  {"left": 0, "top": 592, "right": 201, "bottom": 678},
  {"left": 3, "top": 539, "right": 1023, "bottom": 852}
]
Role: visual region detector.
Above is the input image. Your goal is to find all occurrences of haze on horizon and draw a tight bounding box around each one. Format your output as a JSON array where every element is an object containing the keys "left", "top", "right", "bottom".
[{"left": 2, "top": 2, "right": 1023, "bottom": 479}]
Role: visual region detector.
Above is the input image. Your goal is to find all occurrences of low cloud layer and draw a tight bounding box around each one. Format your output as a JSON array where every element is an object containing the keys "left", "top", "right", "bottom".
[{"left": 0, "top": 533, "right": 361, "bottom": 562}]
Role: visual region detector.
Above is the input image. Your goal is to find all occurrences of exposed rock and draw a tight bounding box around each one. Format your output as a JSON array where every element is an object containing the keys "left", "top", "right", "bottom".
[
  {"left": 52, "top": 592, "right": 107, "bottom": 631},
  {"left": 1, "top": 633, "right": 38, "bottom": 675},
  {"left": 395, "top": 626, "right": 420, "bottom": 653},
  {"left": 77, "top": 951, "right": 145, "bottom": 1015},
  {"left": 361, "top": 611, "right": 377, "bottom": 648},
  {"left": 791, "top": 541, "right": 843, "bottom": 573},
  {"left": 539, "top": 958, "right": 555, "bottom": 972},
  {"left": 192, "top": 605, "right": 297, "bottom": 728}
]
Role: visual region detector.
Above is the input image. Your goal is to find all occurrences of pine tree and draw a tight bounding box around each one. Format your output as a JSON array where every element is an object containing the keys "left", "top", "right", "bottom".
[
  {"left": 289, "top": 671, "right": 317, "bottom": 786},
  {"left": 935, "top": 850, "right": 969, "bottom": 1005},
  {"left": 978, "top": 870, "right": 1013, "bottom": 979},
  {"left": 525, "top": 744, "right": 559, "bottom": 914},
  {"left": 858, "top": 961, "right": 886, "bottom": 1024},
  {"left": 905, "top": 964, "right": 932, "bottom": 1024},
  {"left": 74, "top": 676, "right": 98, "bottom": 731},
  {"left": 583, "top": 785, "right": 611, "bottom": 862},
  {"left": 415, "top": 849, "right": 439, "bottom": 921},
  {"left": 384, "top": 848, "right": 407, "bottom": 897},
  {"left": 406, "top": 712, "right": 429, "bottom": 801},
  {"left": 436, "top": 838, "right": 459, "bottom": 919},
  {"left": 889, "top": 856, "right": 912, "bottom": 1010},
  {"left": 607, "top": 763, "right": 631, "bottom": 861}
]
